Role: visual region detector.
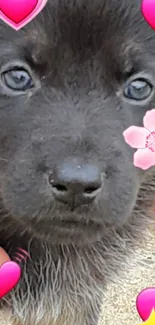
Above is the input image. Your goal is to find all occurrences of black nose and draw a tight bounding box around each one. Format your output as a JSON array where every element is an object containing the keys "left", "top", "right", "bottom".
[{"left": 49, "top": 161, "right": 102, "bottom": 207}]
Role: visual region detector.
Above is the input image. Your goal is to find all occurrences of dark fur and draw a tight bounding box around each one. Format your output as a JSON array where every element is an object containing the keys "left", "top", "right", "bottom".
[{"left": 0, "top": 0, "right": 155, "bottom": 324}]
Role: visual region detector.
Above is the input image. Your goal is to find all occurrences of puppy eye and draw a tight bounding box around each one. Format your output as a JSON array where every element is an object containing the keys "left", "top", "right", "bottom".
[
  {"left": 124, "top": 79, "right": 152, "bottom": 101},
  {"left": 1, "top": 68, "right": 34, "bottom": 91}
]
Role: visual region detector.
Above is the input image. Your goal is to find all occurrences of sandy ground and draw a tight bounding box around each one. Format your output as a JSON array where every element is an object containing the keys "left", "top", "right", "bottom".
[
  {"left": 0, "top": 231, "right": 155, "bottom": 325},
  {"left": 99, "top": 233, "right": 155, "bottom": 325}
]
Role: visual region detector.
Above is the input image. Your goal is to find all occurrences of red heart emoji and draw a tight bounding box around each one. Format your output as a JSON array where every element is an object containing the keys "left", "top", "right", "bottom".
[
  {"left": 141, "top": 0, "right": 155, "bottom": 30},
  {"left": 0, "top": 0, "right": 38, "bottom": 24},
  {"left": 136, "top": 287, "right": 155, "bottom": 321},
  {"left": 0, "top": 261, "right": 21, "bottom": 298}
]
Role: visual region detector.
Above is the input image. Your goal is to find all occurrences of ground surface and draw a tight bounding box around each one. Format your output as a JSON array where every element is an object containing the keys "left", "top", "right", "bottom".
[{"left": 100, "top": 231, "right": 155, "bottom": 325}]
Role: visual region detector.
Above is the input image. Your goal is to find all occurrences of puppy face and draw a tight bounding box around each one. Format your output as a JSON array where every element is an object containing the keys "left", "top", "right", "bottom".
[{"left": 0, "top": 0, "right": 154, "bottom": 244}]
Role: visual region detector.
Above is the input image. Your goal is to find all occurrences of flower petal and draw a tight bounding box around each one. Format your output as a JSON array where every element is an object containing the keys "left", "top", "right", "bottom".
[
  {"left": 123, "top": 126, "right": 150, "bottom": 149},
  {"left": 143, "top": 109, "right": 155, "bottom": 132},
  {"left": 133, "top": 148, "right": 155, "bottom": 170}
]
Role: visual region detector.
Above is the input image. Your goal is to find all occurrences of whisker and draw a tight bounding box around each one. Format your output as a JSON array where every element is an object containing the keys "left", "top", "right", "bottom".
[{"left": 0, "top": 157, "right": 8, "bottom": 162}]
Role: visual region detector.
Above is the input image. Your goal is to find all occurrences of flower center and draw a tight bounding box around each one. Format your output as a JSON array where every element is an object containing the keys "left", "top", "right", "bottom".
[{"left": 145, "top": 131, "right": 155, "bottom": 152}]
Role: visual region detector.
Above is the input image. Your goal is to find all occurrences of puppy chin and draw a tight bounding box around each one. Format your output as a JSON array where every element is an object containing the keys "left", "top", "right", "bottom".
[{"left": 21, "top": 215, "right": 105, "bottom": 245}]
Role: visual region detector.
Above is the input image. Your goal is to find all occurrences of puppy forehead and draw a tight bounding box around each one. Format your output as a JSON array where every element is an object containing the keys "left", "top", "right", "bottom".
[
  {"left": 0, "top": 0, "right": 146, "bottom": 71},
  {"left": 25, "top": 0, "right": 143, "bottom": 66},
  {"left": 28, "top": 0, "right": 142, "bottom": 48}
]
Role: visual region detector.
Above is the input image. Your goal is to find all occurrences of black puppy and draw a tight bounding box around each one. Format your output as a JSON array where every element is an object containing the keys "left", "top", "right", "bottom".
[{"left": 0, "top": 0, "right": 155, "bottom": 324}]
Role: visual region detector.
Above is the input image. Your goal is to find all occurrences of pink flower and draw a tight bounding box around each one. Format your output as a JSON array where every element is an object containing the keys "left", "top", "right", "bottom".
[{"left": 123, "top": 109, "right": 155, "bottom": 170}]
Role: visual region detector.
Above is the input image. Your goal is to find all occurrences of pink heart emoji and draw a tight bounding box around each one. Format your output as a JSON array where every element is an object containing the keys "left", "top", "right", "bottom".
[
  {"left": 0, "top": 0, "right": 48, "bottom": 31},
  {"left": 141, "top": 0, "right": 155, "bottom": 30},
  {"left": 136, "top": 287, "right": 155, "bottom": 321},
  {"left": 0, "top": 261, "right": 21, "bottom": 298}
]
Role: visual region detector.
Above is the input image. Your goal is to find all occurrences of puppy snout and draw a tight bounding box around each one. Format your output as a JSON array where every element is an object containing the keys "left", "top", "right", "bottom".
[{"left": 48, "top": 160, "right": 102, "bottom": 207}]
